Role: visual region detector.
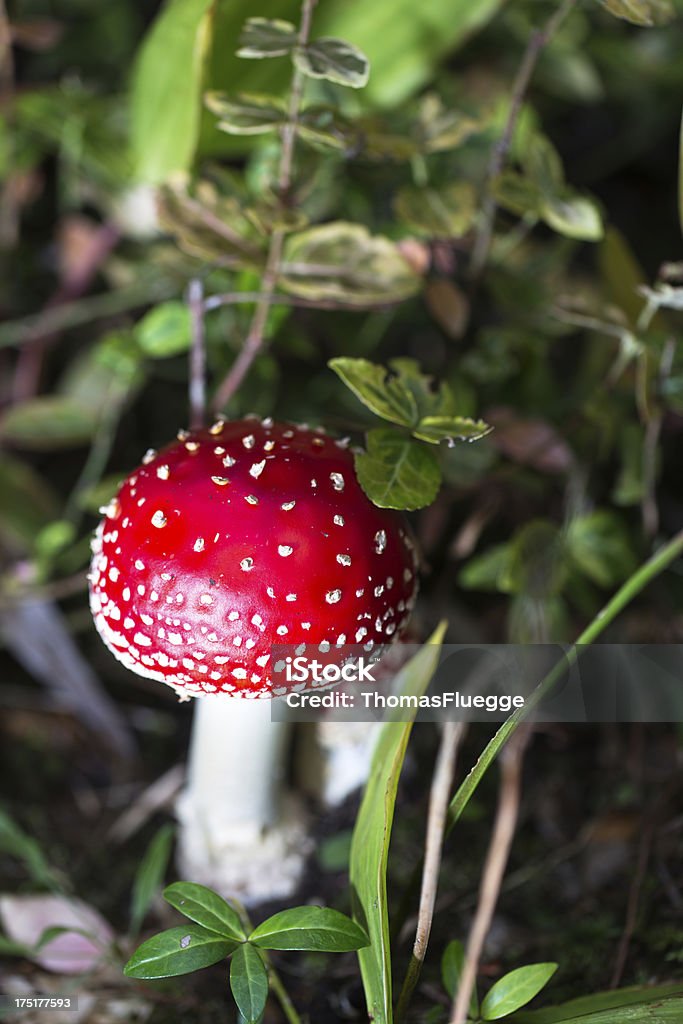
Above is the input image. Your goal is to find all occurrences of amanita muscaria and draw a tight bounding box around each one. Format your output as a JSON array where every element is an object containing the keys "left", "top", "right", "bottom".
[{"left": 89, "top": 417, "right": 418, "bottom": 899}]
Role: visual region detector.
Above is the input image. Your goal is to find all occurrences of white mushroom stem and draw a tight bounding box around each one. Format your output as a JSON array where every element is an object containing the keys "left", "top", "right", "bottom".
[{"left": 176, "top": 696, "right": 311, "bottom": 904}]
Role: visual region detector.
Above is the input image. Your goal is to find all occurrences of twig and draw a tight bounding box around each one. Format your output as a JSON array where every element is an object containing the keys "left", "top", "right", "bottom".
[
  {"left": 211, "top": 0, "right": 318, "bottom": 414},
  {"left": 641, "top": 338, "right": 675, "bottom": 537},
  {"left": 204, "top": 290, "right": 398, "bottom": 314},
  {"left": 187, "top": 278, "right": 206, "bottom": 430},
  {"left": 449, "top": 729, "right": 530, "bottom": 1024},
  {"left": 396, "top": 722, "right": 465, "bottom": 1023},
  {"left": 469, "top": 0, "right": 577, "bottom": 280},
  {"left": 610, "top": 818, "right": 655, "bottom": 988}
]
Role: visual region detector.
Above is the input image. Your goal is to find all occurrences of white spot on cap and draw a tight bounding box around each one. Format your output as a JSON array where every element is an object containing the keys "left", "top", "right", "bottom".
[
  {"left": 200, "top": 594, "right": 213, "bottom": 605},
  {"left": 229, "top": 611, "right": 239, "bottom": 621},
  {"left": 326, "top": 589, "right": 342, "bottom": 604},
  {"left": 151, "top": 510, "right": 167, "bottom": 529},
  {"left": 168, "top": 632, "right": 182, "bottom": 646},
  {"left": 134, "top": 559, "right": 145, "bottom": 571},
  {"left": 319, "top": 641, "right": 331, "bottom": 653},
  {"left": 311, "top": 479, "right": 317, "bottom": 488},
  {"left": 278, "top": 545, "right": 293, "bottom": 557},
  {"left": 302, "top": 622, "right": 311, "bottom": 630},
  {"left": 404, "top": 568, "right": 413, "bottom": 582},
  {"left": 256, "top": 654, "right": 270, "bottom": 667},
  {"left": 177, "top": 429, "right": 189, "bottom": 441},
  {"left": 267, "top": 586, "right": 276, "bottom": 598},
  {"left": 355, "top": 627, "right": 368, "bottom": 641},
  {"left": 134, "top": 632, "right": 152, "bottom": 647},
  {"left": 264, "top": 440, "right": 275, "bottom": 452},
  {"left": 209, "top": 420, "right": 225, "bottom": 434},
  {"left": 251, "top": 614, "right": 263, "bottom": 627},
  {"left": 123, "top": 587, "right": 131, "bottom": 601},
  {"left": 249, "top": 460, "right": 266, "bottom": 479},
  {"left": 157, "top": 464, "right": 170, "bottom": 480},
  {"left": 375, "top": 530, "right": 387, "bottom": 553},
  {"left": 212, "top": 476, "right": 230, "bottom": 487},
  {"left": 194, "top": 537, "right": 205, "bottom": 552},
  {"left": 330, "top": 472, "right": 345, "bottom": 491},
  {"left": 336, "top": 634, "right": 346, "bottom": 645},
  {"left": 232, "top": 668, "right": 247, "bottom": 679},
  {"left": 242, "top": 435, "right": 255, "bottom": 449},
  {"left": 281, "top": 501, "right": 296, "bottom": 511},
  {"left": 245, "top": 495, "right": 259, "bottom": 505},
  {"left": 137, "top": 584, "right": 145, "bottom": 596},
  {"left": 334, "top": 515, "right": 345, "bottom": 526},
  {"left": 374, "top": 585, "right": 385, "bottom": 597},
  {"left": 233, "top": 636, "right": 242, "bottom": 647},
  {"left": 214, "top": 446, "right": 225, "bottom": 455},
  {"left": 185, "top": 441, "right": 199, "bottom": 452},
  {"left": 337, "top": 554, "right": 351, "bottom": 567},
  {"left": 240, "top": 557, "right": 253, "bottom": 572},
  {"left": 108, "top": 566, "right": 120, "bottom": 582},
  {"left": 286, "top": 593, "right": 296, "bottom": 602},
  {"left": 142, "top": 448, "right": 156, "bottom": 464},
  {"left": 276, "top": 625, "right": 288, "bottom": 636},
  {"left": 223, "top": 454, "right": 236, "bottom": 468},
  {"left": 124, "top": 617, "right": 135, "bottom": 629}
]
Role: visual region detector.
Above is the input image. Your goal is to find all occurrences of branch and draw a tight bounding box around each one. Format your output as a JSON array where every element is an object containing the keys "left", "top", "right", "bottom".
[
  {"left": 395, "top": 722, "right": 466, "bottom": 1023},
  {"left": 469, "top": 0, "right": 577, "bottom": 280},
  {"left": 211, "top": 0, "right": 318, "bottom": 414},
  {"left": 187, "top": 278, "right": 206, "bottom": 430},
  {"left": 449, "top": 729, "right": 529, "bottom": 1024},
  {"left": 203, "top": 290, "right": 398, "bottom": 314}
]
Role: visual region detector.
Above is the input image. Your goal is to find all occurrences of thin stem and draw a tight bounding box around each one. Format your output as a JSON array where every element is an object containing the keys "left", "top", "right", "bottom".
[
  {"left": 187, "top": 278, "right": 206, "bottom": 431},
  {"left": 204, "top": 291, "right": 398, "bottom": 314},
  {"left": 268, "top": 964, "right": 303, "bottom": 1024},
  {"left": 395, "top": 723, "right": 465, "bottom": 1024},
  {"left": 469, "top": 0, "right": 577, "bottom": 280},
  {"left": 211, "top": 0, "right": 317, "bottom": 415},
  {"left": 446, "top": 527, "right": 683, "bottom": 833},
  {"left": 449, "top": 730, "right": 529, "bottom": 1024}
]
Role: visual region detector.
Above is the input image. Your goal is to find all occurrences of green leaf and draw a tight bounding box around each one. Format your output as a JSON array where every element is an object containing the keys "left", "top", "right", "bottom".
[
  {"left": 413, "top": 415, "right": 491, "bottom": 445},
  {"left": 250, "top": 907, "right": 369, "bottom": 952},
  {"left": 350, "top": 625, "right": 447, "bottom": 1024},
  {"left": 481, "top": 963, "right": 558, "bottom": 1020},
  {"left": 394, "top": 182, "right": 477, "bottom": 238},
  {"left": 540, "top": 193, "right": 603, "bottom": 241},
  {"left": 494, "top": 172, "right": 543, "bottom": 217},
  {"left": 164, "top": 882, "right": 247, "bottom": 942},
  {"left": 387, "top": 358, "right": 457, "bottom": 419},
  {"left": 237, "top": 17, "right": 297, "bottom": 58},
  {"left": 442, "top": 940, "right": 479, "bottom": 1018},
  {"left": 230, "top": 943, "right": 269, "bottom": 1024},
  {"left": 523, "top": 134, "right": 565, "bottom": 193},
  {"left": 205, "top": 91, "right": 286, "bottom": 136},
  {"left": 0, "top": 455, "right": 59, "bottom": 551},
  {"left": 0, "top": 396, "right": 97, "bottom": 449},
  {"left": 0, "top": 807, "right": 61, "bottom": 889},
  {"left": 123, "top": 925, "right": 237, "bottom": 979},
  {"left": 130, "top": 825, "right": 174, "bottom": 936},
  {"left": 136, "top": 301, "right": 192, "bottom": 359},
  {"left": 508, "top": 983, "right": 683, "bottom": 1023},
  {"left": 566, "top": 510, "right": 636, "bottom": 588},
  {"left": 355, "top": 429, "right": 442, "bottom": 510},
  {"left": 281, "top": 222, "right": 420, "bottom": 305},
  {"left": 130, "top": 0, "right": 215, "bottom": 183},
  {"left": 459, "top": 544, "right": 515, "bottom": 594},
  {"left": 328, "top": 357, "right": 418, "bottom": 427},
  {"left": 598, "top": 0, "right": 674, "bottom": 26},
  {"left": 294, "top": 37, "right": 370, "bottom": 88}
]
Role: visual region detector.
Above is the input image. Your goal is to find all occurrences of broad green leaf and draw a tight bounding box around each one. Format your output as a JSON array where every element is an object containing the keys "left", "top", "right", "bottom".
[
  {"left": 0, "top": 396, "right": 97, "bottom": 449},
  {"left": 123, "top": 925, "right": 237, "bottom": 979},
  {"left": 130, "top": 825, "right": 174, "bottom": 936},
  {"left": 442, "top": 940, "right": 479, "bottom": 1018},
  {"left": 0, "top": 807, "right": 61, "bottom": 889},
  {"left": 566, "top": 510, "right": 636, "bottom": 588},
  {"left": 598, "top": 227, "right": 652, "bottom": 329},
  {"left": 458, "top": 544, "right": 515, "bottom": 594},
  {"left": 355, "top": 429, "right": 442, "bottom": 510},
  {"left": 394, "top": 183, "right": 477, "bottom": 238},
  {"left": 250, "top": 907, "right": 369, "bottom": 952},
  {"left": 237, "top": 17, "right": 297, "bottom": 58},
  {"left": 131, "top": 0, "right": 215, "bottom": 183},
  {"left": 413, "top": 415, "right": 491, "bottom": 445},
  {"left": 281, "top": 222, "right": 420, "bottom": 305},
  {"left": 387, "top": 358, "right": 456, "bottom": 419},
  {"left": 481, "top": 963, "right": 558, "bottom": 1020},
  {"left": 540, "top": 194, "right": 603, "bottom": 242},
  {"left": 294, "top": 38, "right": 370, "bottom": 89},
  {"left": 230, "top": 942, "right": 269, "bottom": 1024},
  {"left": 350, "top": 625, "right": 447, "bottom": 1024},
  {"left": 598, "top": 0, "right": 674, "bottom": 26},
  {"left": 523, "top": 134, "right": 565, "bottom": 193},
  {"left": 136, "top": 301, "right": 192, "bottom": 359},
  {"left": 164, "top": 882, "right": 246, "bottom": 942},
  {"left": 494, "top": 172, "right": 543, "bottom": 217},
  {"left": 329, "top": 357, "right": 418, "bottom": 427},
  {"left": 508, "top": 984, "right": 683, "bottom": 1023},
  {"left": 0, "top": 455, "right": 59, "bottom": 551},
  {"left": 205, "top": 91, "right": 286, "bottom": 136}
]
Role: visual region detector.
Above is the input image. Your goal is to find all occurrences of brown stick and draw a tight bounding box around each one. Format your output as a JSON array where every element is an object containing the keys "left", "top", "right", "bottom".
[
  {"left": 469, "top": 0, "right": 577, "bottom": 280},
  {"left": 211, "top": 0, "right": 318, "bottom": 414},
  {"left": 449, "top": 728, "right": 530, "bottom": 1024}
]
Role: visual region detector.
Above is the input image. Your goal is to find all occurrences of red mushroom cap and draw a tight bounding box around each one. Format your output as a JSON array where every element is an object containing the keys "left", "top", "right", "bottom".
[{"left": 89, "top": 418, "right": 418, "bottom": 698}]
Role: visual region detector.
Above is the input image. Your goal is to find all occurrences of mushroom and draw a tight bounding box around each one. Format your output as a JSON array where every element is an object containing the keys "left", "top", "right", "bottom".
[{"left": 89, "top": 418, "right": 418, "bottom": 901}]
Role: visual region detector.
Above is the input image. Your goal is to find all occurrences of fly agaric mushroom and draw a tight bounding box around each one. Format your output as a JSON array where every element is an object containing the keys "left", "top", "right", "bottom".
[{"left": 89, "top": 417, "right": 418, "bottom": 900}]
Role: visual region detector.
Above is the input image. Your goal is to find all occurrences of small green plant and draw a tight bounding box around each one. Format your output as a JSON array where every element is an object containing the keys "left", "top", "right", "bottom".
[{"left": 123, "top": 881, "right": 368, "bottom": 1024}]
